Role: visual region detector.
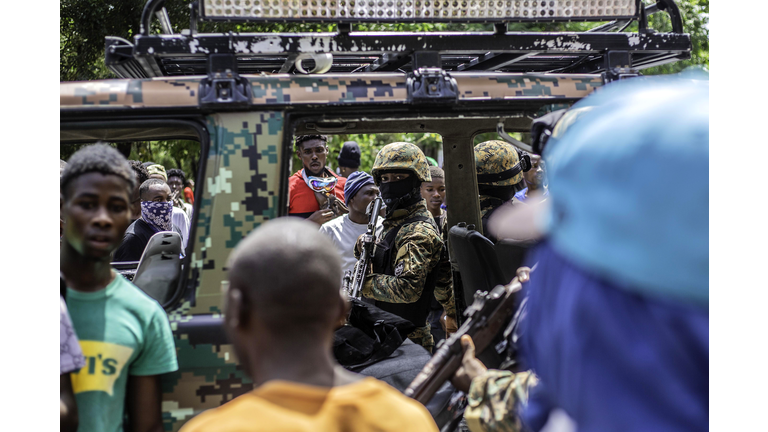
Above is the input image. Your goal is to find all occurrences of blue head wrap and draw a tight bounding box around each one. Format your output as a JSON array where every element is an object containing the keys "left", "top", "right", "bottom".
[
  {"left": 344, "top": 171, "right": 374, "bottom": 204},
  {"left": 542, "top": 75, "right": 709, "bottom": 306}
]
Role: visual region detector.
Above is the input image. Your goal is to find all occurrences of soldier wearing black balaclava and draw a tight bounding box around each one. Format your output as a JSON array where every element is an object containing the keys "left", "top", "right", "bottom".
[{"left": 357, "top": 142, "right": 456, "bottom": 353}]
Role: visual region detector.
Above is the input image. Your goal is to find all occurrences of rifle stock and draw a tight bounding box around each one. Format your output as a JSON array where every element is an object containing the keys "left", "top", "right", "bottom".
[
  {"left": 344, "top": 197, "right": 384, "bottom": 299},
  {"left": 405, "top": 274, "right": 526, "bottom": 404}
]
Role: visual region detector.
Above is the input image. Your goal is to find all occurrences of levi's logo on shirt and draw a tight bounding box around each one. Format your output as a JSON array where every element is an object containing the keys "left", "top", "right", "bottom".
[{"left": 71, "top": 341, "right": 134, "bottom": 396}]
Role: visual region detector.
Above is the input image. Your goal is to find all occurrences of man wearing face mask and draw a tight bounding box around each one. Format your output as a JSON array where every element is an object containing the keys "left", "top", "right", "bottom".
[
  {"left": 113, "top": 178, "right": 177, "bottom": 262},
  {"left": 358, "top": 143, "right": 456, "bottom": 353},
  {"left": 475, "top": 140, "right": 529, "bottom": 243}
]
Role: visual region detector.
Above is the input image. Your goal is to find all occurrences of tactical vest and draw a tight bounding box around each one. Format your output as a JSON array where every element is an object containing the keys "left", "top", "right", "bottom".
[{"left": 372, "top": 216, "right": 441, "bottom": 327}]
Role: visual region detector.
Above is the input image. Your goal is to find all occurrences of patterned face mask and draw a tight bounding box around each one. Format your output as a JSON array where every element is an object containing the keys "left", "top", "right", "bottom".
[{"left": 141, "top": 201, "right": 173, "bottom": 232}]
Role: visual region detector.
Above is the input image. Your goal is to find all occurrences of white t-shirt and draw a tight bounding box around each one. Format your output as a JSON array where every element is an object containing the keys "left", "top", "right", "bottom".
[
  {"left": 171, "top": 206, "right": 190, "bottom": 254},
  {"left": 319, "top": 214, "right": 383, "bottom": 282}
]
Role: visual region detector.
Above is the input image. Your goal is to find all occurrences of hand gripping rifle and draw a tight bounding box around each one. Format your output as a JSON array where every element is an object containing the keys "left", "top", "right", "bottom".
[
  {"left": 343, "top": 196, "right": 384, "bottom": 299},
  {"left": 404, "top": 267, "right": 532, "bottom": 404}
]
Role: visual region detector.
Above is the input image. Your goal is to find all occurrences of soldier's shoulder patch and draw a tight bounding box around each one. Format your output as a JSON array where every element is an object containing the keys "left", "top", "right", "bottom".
[{"left": 394, "top": 261, "right": 405, "bottom": 276}]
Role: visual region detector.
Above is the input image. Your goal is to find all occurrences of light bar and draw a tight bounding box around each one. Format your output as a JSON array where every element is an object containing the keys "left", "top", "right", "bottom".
[{"left": 201, "top": 0, "right": 638, "bottom": 22}]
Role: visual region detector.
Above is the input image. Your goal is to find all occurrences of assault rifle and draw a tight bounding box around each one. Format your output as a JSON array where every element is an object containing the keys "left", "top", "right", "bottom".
[
  {"left": 404, "top": 267, "right": 532, "bottom": 404},
  {"left": 342, "top": 197, "right": 384, "bottom": 299}
]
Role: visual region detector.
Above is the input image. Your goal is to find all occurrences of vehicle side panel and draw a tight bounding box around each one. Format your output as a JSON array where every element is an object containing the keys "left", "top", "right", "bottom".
[{"left": 161, "top": 111, "right": 284, "bottom": 431}]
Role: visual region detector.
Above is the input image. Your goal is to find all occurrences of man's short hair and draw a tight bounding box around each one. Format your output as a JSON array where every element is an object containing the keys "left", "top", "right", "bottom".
[
  {"left": 294, "top": 135, "right": 328, "bottom": 150},
  {"left": 227, "top": 218, "right": 343, "bottom": 334},
  {"left": 428, "top": 166, "right": 444, "bottom": 180},
  {"left": 60, "top": 143, "right": 136, "bottom": 198},
  {"left": 166, "top": 168, "right": 187, "bottom": 185},
  {"left": 128, "top": 160, "right": 150, "bottom": 186},
  {"left": 139, "top": 178, "right": 168, "bottom": 201}
]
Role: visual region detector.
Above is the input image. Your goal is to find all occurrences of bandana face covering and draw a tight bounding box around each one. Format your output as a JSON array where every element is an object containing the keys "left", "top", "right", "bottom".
[{"left": 141, "top": 201, "right": 173, "bottom": 232}]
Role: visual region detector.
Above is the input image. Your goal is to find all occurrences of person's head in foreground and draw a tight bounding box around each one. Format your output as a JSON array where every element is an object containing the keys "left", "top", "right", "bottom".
[
  {"left": 371, "top": 142, "right": 431, "bottom": 219},
  {"left": 457, "top": 75, "right": 709, "bottom": 432},
  {"left": 60, "top": 144, "right": 135, "bottom": 264},
  {"left": 180, "top": 218, "right": 438, "bottom": 432}
]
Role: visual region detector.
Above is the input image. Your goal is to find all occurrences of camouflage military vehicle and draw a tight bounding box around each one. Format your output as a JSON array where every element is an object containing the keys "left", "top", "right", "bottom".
[{"left": 60, "top": 0, "right": 691, "bottom": 429}]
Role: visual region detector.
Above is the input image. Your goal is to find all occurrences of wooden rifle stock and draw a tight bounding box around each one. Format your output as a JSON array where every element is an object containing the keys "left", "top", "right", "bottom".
[{"left": 404, "top": 275, "right": 525, "bottom": 404}]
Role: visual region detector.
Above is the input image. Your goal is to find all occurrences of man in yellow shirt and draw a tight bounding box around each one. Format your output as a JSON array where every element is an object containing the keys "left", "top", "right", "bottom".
[{"left": 180, "top": 218, "right": 438, "bottom": 432}]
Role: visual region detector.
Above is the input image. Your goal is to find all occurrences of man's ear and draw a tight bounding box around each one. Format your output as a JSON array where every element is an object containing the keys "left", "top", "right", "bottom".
[
  {"left": 335, "top": 292, "right": 351, "bottom": 329},
  {"left": 224, "top": 285, "right": 250, "bottom": 331}
]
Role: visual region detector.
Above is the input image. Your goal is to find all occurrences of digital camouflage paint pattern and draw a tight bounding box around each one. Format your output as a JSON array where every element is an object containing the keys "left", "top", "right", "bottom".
[
  {"left": 61, "top": 74, "right": 603, "bottom": 109},
  {"left": 465, "top": 370, "right": 539, "bottom": 432},
  {"left": 161, "top": 111, "right": 283, "bottom": 431}
]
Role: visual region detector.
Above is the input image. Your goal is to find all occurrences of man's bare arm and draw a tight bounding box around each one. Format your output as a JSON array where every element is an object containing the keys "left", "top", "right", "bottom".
[{"left": 126, "top": 375, "right": 164, "bottom": 432}]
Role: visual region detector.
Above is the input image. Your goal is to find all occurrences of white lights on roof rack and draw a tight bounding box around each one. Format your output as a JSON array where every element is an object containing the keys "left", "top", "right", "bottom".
[{"left": 201, "top": 0, "right": 637, "bottom": 21}]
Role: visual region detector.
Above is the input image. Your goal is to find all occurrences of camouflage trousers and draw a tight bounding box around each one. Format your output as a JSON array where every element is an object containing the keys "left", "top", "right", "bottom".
[{"left": 408, "top": 323, "right": 435, "bottom": 354}]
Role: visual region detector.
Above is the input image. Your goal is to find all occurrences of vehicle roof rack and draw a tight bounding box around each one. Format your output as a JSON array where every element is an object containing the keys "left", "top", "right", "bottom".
[{"left": 105, "top": 0, "right": 690, "bottom": 79}]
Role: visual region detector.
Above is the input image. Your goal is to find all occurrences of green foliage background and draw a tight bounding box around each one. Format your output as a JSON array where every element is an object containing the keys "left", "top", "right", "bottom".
[{"left": 60, "top": 0, "right": 708, "bottom": 178}]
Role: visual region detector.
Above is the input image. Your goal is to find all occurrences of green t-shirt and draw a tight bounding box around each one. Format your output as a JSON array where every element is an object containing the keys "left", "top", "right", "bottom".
[{"left": 66, "top": 273, "right": 178, "bottom": 432}]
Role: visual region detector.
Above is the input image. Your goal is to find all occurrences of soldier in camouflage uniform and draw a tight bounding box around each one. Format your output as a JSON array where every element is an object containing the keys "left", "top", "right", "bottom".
[
  {"left": 475, "top": 140, "right": 529, "bottom": 243},
  {"left": 359, "top": 142, "right": 456, "bottom": 353}
]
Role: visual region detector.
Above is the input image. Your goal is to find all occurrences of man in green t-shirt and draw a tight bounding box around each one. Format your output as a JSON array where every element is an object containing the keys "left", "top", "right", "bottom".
[{"left": 60, "top": 144, "right": 179, "bottom": 432}]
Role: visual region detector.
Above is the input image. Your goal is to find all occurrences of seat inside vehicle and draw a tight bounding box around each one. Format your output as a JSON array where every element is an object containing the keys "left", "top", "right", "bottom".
[{"left": 132, "top": 231, "right": 182, "bottom": 305}]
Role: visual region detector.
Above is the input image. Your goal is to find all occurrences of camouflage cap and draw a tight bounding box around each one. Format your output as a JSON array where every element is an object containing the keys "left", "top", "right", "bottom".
[
  {"left": 372, "top": 142, "right": 431, "bottom": 184},
  {"left": 474, "top": 140, "right": 523, "bottom": 186},
  {"left": 146, "top": 164, "right": 168, "bottom": 181}
]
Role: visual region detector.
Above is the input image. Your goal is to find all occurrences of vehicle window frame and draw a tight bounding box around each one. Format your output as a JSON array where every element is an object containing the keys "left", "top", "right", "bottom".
[{"left": 60, "top": 118, "right": 210, "bottom": 311}]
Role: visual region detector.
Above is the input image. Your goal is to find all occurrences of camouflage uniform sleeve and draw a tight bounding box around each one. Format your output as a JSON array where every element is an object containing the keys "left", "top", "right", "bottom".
[
  {"left": 465, "top": 370, "right": 539, "bottom": 432},
  {"left": 434, "top": 215, "right": 456, "bottom": 316},
  {"left": 362, "top": 222, "right": 442, "bottom": 303}
]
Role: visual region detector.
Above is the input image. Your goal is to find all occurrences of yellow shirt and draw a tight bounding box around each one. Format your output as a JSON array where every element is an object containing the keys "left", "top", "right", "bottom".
[{"left": 180, "top": 377, "right": 439, "bottom": 432}]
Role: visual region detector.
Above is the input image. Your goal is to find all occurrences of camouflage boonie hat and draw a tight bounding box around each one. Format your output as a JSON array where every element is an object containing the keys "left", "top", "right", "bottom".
[
  {"left": 474, "top": 140, "right": 524, "bottom": 187},
  {"left": 372, "top": 142, "right": 431, "bottom": 184}
]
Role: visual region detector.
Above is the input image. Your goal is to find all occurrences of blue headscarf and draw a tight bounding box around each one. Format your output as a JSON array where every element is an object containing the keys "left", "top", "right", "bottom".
[{"left": 344, "top": 171, "right": 374, "bottom": 204}]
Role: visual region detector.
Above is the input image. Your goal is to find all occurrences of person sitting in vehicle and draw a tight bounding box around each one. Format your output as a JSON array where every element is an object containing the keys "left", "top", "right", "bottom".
[
  {"left": 114, "top": 178, "right": 178, "bottom": 261},
  {"left": 359, "top": 143, "right": 456, "bottom": 353},
  {"left": 60, "top": 144, "right": 178, "bottom": 432},
  {"left": 319, "top": 171, "right": 382, "bottom": 284},
  {"left": 337, "top": 140, "right": 361, "bottom": 178},
  {"left": 474, "top": 140, "right": 527, "bottom": 243},
  {"left": 288, "top": 135, "right": 347, "bottom": 225},
  {"left": 179, "top": 218, "right": 438, "bottom": 432}
]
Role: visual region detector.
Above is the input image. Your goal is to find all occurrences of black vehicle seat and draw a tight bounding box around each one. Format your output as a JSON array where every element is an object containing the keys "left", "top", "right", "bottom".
[
  {"left": 494, "top": 239, "right": 537, "bottom": 284},
  {"left": 448, "top": 224, "right": 519, "bottom": 369},
  {"left": 132, "top": 231, "right": 182, "bottom": 305},
  {"left": 448, "top": 224, "right": 508, "bottom": 303}
]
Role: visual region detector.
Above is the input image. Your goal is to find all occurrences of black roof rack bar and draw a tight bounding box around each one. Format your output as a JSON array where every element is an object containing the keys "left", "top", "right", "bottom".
[
  {"left": 107, "top": 0, "right": 690, "bottom": 79},
  {"left": 132, "top": 31, "right": 690, "bottom": 57}
]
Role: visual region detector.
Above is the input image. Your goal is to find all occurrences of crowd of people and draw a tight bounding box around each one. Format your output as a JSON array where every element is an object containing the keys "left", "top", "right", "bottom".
[{"left": 60, "top": 74, "right": 708, "bottom": 432}]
